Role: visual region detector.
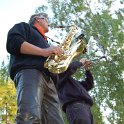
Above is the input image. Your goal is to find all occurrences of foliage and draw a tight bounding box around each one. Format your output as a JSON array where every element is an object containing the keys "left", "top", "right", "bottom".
[
  {"left": 0, "top": 81, "right": 16, "bottom": 124},
  {"left": 0, "top": 60, "right": 9, "bottom": 84},
  {"left": 0, "top": 62, "right": 17, "bottom": 124}
]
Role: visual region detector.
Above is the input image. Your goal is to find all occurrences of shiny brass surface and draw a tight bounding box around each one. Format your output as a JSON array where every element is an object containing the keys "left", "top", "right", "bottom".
[{"left": 44, "top": 25, "right": 87, "bottom": 74}]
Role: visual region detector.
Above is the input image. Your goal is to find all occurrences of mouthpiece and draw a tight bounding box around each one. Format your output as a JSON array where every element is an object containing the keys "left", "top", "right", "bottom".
[
  {"left": 54, "top": 26, "right": 67, "bottom": 28},
  {"left": 51, "top": 25, "right": 73, "bottom": 28}
]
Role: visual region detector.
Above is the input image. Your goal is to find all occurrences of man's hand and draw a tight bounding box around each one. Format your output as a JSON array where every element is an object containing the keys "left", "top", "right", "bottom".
[
  {"left": 80, "top": 58, "right": 92, "bottom": 70},
  {"left": 42, "top": 46, "right": 63, "bottom": 57}
]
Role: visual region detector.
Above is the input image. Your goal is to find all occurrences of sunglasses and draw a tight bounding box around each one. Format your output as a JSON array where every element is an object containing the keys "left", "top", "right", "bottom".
[{"left": 38, "top": 17, "right": 49, "bottom": 22}]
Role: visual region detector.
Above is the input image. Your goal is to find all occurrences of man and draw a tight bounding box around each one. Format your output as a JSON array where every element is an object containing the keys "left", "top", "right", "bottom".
[
  {"left": 52, "top": 58, "right": 94, "bottom": 124},
  {"left": 6, "top": 13, "right": 64, "bottom": 124}
]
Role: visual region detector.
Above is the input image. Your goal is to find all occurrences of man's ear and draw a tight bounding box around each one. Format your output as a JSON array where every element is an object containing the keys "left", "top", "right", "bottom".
[{"left": 35, "top": 18, "right": 39, "bottom": 22}]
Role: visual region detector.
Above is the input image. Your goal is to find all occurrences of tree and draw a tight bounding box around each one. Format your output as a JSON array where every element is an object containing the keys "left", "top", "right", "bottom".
[
  {"left": 36, "top": 0, "right": 124, "bottom": 123},
  {"left": 0, "top": 61, "right": 17, "bottom": 124}
]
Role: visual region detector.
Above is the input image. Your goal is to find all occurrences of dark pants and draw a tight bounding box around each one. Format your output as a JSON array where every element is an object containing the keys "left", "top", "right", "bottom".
[
  {"left": 66, "top": 101, "right": 94, "bottom": 124},
  {"left": 14, "top": 69, "right": 64, "bottom": 124}
]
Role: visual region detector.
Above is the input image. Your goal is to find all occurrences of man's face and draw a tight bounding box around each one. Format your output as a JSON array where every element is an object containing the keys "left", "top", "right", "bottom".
[{"left": 37, "top": 15, "right": 49, "bottom": 33}]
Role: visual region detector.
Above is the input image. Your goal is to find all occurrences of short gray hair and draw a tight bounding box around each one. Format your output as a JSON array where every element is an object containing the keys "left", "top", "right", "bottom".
[{"left": 29, "top": 13, "right": 48, "bottom": 25}]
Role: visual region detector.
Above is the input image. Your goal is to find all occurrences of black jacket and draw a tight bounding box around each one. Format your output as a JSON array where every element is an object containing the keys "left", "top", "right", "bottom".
[
  {"left": 51, "top": 61, "right": 94, "bottom": 112},
  {"left": 6, "top": 22, "right": 50, "bottom": 80}
]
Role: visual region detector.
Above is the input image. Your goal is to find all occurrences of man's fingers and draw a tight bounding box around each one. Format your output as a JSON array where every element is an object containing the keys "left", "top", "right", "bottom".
[{"left": 52, "top": 46, "right": 63, "bottom": 54}]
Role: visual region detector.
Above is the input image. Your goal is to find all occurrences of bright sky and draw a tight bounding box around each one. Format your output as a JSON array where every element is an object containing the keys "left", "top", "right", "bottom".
[{"left": 0, "top": 0, "right": 45, "bottom": 64}]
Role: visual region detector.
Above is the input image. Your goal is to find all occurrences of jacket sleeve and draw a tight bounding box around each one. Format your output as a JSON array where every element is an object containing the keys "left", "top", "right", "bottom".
[
  {"left": 50, "top": 61, "right": 82, "bottom": 88},
  {"left": 57, "top": 61, "right": 82, "bottom": 83},
  {"left": 6, "top": 22, "right": 29, "bottom": 55},
  {"left": 80, "top": 70, "right": 94, "bottom": 91}
]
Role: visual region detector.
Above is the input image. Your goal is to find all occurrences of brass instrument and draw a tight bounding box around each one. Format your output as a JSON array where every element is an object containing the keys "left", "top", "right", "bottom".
[{"left": 44, "top": 25, "right": 87, "bottom": 74}]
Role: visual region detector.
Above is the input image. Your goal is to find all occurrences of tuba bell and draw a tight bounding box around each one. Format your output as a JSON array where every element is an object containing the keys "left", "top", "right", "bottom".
[{"left": 44, "top": 25, "right": 87, "bottom": 74}]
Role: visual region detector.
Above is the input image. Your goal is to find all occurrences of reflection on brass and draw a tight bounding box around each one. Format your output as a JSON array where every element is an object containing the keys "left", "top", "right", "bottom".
[{"left": 44, "top": 25, "right": 87, "bottom": 74}]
